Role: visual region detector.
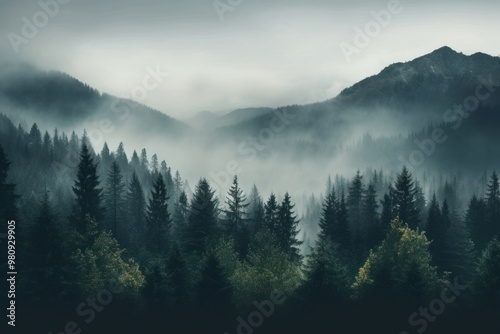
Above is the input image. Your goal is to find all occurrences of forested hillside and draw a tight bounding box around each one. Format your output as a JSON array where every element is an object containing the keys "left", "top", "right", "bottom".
[{"left": 1, "top": 112, "right": 499, "bottom": 333}]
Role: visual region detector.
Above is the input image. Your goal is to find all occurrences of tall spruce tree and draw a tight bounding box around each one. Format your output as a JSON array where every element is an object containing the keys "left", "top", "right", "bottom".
[
  {"left": 146, "top": 174, "right": 171, "bottom": 254},
  {"left": 185, "top": 178, "right": 219, "bottom": 254},
  {"left": 264, "top": 193, "right": 280, "bottom": 234},
  {"left": 394, "top": 166, "right": 420, "bottom": 229},
  {"left": 486, "top": 171, "right": 500, "bottom": 237},
  {"left": 426, "top": 194, "right": 448, "bottom": 271},
  {"left": 222, "top": 176, "right": 250, "bottom": 257},
  {"left": 104, "top": 161, "right": 126, "bottom": 238},
  {"left": 466, "top": 194, "right": 489, "bottom": 250},
  {"left": 0, "top": 144, "right": 18, "bottom": 222},
  {"left": 127, "top": 172, "right": 146, "bottom": 254},
  {"left": 71, "top": 142, "right": 104, "bottom": 234},
  {"left": 277, "top": 193, "right": 302, "bottom": 263}
]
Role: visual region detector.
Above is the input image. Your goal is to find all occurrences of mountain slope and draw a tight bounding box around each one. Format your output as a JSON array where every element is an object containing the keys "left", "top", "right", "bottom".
[{"left": 0, "top": 63, "right": 191, "bottom": 138}]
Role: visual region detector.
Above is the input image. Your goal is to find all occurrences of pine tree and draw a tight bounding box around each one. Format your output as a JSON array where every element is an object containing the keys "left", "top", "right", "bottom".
[
  {"left": 146, "top": 174, "right": 171, "bottom": 254},
  {"left": 394, "top": 166, "right": 420, "bottom": 229},
  {"left": 445, "top": 218, "right": 476, "bottom": 281},
  {"left": 185, "top": 178, "right": 219, "bottom": 254},
  {"left": 27, "top": 191, "right": 66, "bottom": 303},
  {"left": 167, "top": 245, "right": 190, "bottom": 307},
  {"left": 71, "top": 142, "right": 104, "bottom": 234},
  {"left": 380, "top": 187, "right": 395, "bottom": 234},
  {"left": 172, "top": 191, "right": 189, "bottom": 245},
  {"left": 301, "top": 238, "right": 350, "bottom": 306},
  {"left": 426, "top": 194, "right": 448, "bottom": 271},
  {"left": 486, "top": 171, "right": 500, "bottom": 237},
  {"left": 0, "top": 144, "right": 18, "bottom": 222},
  {"left": 196, "top": 254, "right": 231, "bottom": 310},
  {"left": 475, "top": 238, "right": 500, "bottom": 307},
  {"left": 466, "top": 195, "right": 488, "bottom": 250},
  {"left": 222, "top": 176, "right": 250, "bottom": 257},
  {"left": 364, "top": 183, "right": 381, "bottom": 249},
  {"left": 127, "top": 172, "right": 146, "bottom": 254},
  {"left": 347, "top": 170, "right": 365, "bottom": 236},
  {"left": 336, "top": 191, "right": 351, "bottom": 251},
  {"left": 319, "top": 185, "right": 337, "bottom": 243},
  {"left": 115, "top": 142, "right": 129, "bottom": 172},
  {"left": 247, "top": 184, "right": 265, "bottom": 235},
  {"left": 277, "top": 193, "right": 303, "bottom": 263},
  {"left": 264, "top": 193, "right": 280, "bottom": 234},
  {"left": 104, "top": 161, "right": 126, "bottom": 238}
]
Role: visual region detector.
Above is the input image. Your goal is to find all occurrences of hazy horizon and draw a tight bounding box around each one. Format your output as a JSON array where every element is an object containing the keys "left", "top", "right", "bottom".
[{"left": 1, "top": 0, "right": 500, "bottom": 119}]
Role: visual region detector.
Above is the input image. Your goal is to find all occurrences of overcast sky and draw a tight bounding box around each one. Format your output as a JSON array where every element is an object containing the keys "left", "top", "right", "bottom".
[{"left": 1, "top": 0, "right": 499, "bottom": 119}]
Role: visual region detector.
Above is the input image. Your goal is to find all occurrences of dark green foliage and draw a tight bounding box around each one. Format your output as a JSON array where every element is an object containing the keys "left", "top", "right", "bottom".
[
  {"left": 25, "top": 192, "right": 67, "bottom": 304},
  {"left": 127, "top": 172, "right": 146, "bottom": 254},
  {"left": 486, "top": 171, "right": 500, "bottom": 237},
  {"left": 301, "top": 238, "right": 350, "bottom": 306},
  {"left": 146, "top": 174, "right": 171, "bottom": 254},
  {"left": 0, "top": 144, "right": 18, "bottom": 221},
  {"left": 172, "top": 191, "right": 189, "bottom": 246},
  {"left": 167, "top": 245, "right": 191, "bottom": 307},
  {"left": 393, "top": 166, "right": 420, "bottom": 229},
  {"left": 196, "top": 254, "right": 231, "bottom": 310},
  {"left": 222, "top": 176, "right": 250, "bottom": 257},
  {"left": 277, "top": 193, "right": 303, "bottom": 263},
  {"left": 185, "top": 178, "right": 219, "bottom": 255},
  {"left": 247, "top": 184, "right": 265, "bottom": 235},
  {"left": 426, "top": 194, "right": 448, "bottom": 270},
  {"left": 104, "top": 161, "right": 126, "bottom": 239},
  {"left": 71, "top": 142, "right": 104, "bottom": 234},
  {"left": 264, "top": 193, "right": 279, "bottom": 233},
  {"left": 466, "top": 194, "right": 489, "bottom": 250},
  {"left": 475, "top": 238, "right": 500, "bottom": 307}
]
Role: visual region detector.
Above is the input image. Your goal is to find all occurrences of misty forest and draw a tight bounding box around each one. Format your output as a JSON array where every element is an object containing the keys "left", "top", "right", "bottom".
[{"left": 1, "top": 47, "right": 500, "bottom": 334}]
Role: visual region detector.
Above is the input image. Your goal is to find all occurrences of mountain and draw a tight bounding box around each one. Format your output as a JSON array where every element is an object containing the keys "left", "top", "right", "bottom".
[
  {"left": 219, "top": 47, "right": 500, "bottom": 143},
  {"left": 0, "top": 63, "right": 191, "bottom": 139}
]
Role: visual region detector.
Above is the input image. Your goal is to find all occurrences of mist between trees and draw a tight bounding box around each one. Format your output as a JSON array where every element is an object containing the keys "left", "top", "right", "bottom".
[{"left": 1, "top": 113, "right": 500, "bottom": 334}]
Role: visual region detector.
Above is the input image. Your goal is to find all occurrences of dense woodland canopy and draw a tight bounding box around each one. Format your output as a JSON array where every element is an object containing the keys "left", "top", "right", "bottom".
[{"left": 1, "top": 112, "right": 500, "bottom": 333}]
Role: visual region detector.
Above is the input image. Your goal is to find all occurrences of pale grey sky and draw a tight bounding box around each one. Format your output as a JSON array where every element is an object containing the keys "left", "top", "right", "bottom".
[{"left": 1, "top": 0, "right": 499, "bottom": 118}]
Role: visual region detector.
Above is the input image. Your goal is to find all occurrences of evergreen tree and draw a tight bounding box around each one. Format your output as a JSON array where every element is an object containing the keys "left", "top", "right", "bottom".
[
  {"left": 26, "top": 191, "right": 66, "bottom": 304},
  {"left": 0, "top": 144, "right": 18, "bottom": 222},
  {"left": 146, "top": 174, "right": 171, "bottom": 254},
  {"left": 104, "top": 161, "right": 126, "bottom": 238},
  {"left": 336, "top": 191, "right": 351, "bottom": 251},
  {"left": 127, "top": 172, "right": 146, "bottom": 254},
  {"left": 445, "top": 218, "right": 476, "bottom": 281},
  {"left": 222, "top": 176, "right": 250, "bottom": 257},
  {"left": 185, "top": 178, "right": 219, "bottom": 254},
  {"left": 475, "top": 238, "right": 500, "bottom": 307},
  {"left": 172, "top": 191, "right": 189, "bottom": 246},
  {"left": 426, "top": 194, "right": 448, "bottom": 271},
  {"left": 364, "top": 183, "right": 381, "bottom": 249},
  {"left": 301, "top": 238, "right": 350, "bottom": 306},
  {"left": 167, "top": 245, "right": 191, "bottom": 307},
  {"left": 319, "top": 185, "right": 337, "bottom": 243},
  {"left": 196, "top": 253, "right": 231, "bottom": 310},
  {"left": 486, "top": 171, "right": 500, "bottom": 237},
  {"left": 380, "top": 186, "right": 396, "bottom": 233},
  {"left": 247, "top": 184, "right": 265, "bottom": 235},
  {"left": 71, "top": 142, "right": 104, "bottom": 234},
  {"left": 277, "top": 193, "right": 303, "bottom": 263},
  {"left": 394, "top": 167, "right": 420, "bottom": 229},
  {"left": 353, "top": 219, "right": 440, "bottom": 304},
  {"left": 264, "top": 193, "right": 280, "bottom": 234},
  {"left": 466, "top": 195, "right": 489, "bottom": 250},
  {"left": 347, "top": 170, "right": 365, "bottom": 237}
]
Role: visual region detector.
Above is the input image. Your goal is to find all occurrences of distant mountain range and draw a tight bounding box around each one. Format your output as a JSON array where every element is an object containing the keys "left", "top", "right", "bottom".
[{"left": 1, "top": 47, "right": 499, "bottom": 173}]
